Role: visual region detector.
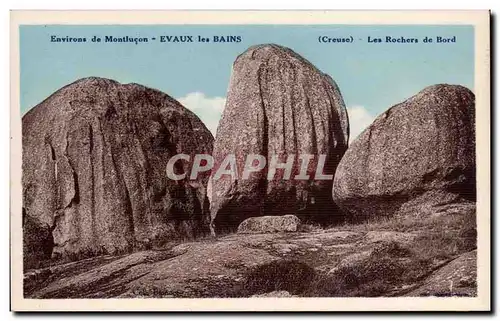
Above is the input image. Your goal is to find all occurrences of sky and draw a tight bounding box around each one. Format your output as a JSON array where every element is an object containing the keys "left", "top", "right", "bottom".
[{"left": 20, "top": 25, "right": 474, "bottom": 141}]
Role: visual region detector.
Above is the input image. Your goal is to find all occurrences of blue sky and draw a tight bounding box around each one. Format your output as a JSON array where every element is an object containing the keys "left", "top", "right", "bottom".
[{"left": 20, "top": 25, "right": 474, "bottom": 140}]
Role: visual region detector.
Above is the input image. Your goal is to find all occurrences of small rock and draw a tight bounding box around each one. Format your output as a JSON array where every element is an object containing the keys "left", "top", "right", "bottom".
[
  {"left": 406, "top": 250, "right": 477, "bottom": 297},
  {"left": 251, "top": 290, "right": 294, "bottom": 298},
  {"left": 272, "top": 243, "right": 299, "bottom": 254},
  {"left": 299, "top": 231, "right": 361, "bottom": 244},
  {"left": 364, "top": 231, "right": 417, "bottom": 245},
  {"left": 171, "top": 243, "right": 191, "bottom": 256},
  {"left": 237, "top": 215, "right": 301, "bottom": 234},
  {"left": 23, "top": 77, "right": 214, "bottom": 260},
  {"left": 324, "top": 243, "right": 354, "bottom": 250},
  {"left": 321, "top": 230, "right": 362, "bottom": 239}
]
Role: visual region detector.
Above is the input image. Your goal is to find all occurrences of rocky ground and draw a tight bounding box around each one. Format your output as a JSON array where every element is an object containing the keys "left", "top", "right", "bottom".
[
  {"left": 21, "top": 50, "right": 478, "bottom": 301},
  {"left": 24, "top": 203, "right": 476, "bottom": 299}
]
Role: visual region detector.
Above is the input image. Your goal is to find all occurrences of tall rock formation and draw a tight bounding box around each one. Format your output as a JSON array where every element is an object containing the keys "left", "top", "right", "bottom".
[
  {"left": 22, "top": 77, "right": 213, "bottom": 264},
  {"left": 210, "top": 44, "right": 349, "bottom": 233},
  {"left": 333, "top": 84, "right": 475, "bottom": 221}
]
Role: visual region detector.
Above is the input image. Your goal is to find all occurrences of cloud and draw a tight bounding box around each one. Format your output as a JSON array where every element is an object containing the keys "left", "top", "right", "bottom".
[
  {"left": 347, "top": 106, "right": 376, "bottom": 143},
  {"left": 177, "top": 93, "right": 375, "bottom": 144},
  {"left": 177, "top": 92, "right": 226, "bottom": 136}
]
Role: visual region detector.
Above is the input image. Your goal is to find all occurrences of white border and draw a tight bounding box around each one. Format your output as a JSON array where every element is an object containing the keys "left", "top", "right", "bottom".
[{"left": 9, "top": 10, "right": 491, "bottom": 312}]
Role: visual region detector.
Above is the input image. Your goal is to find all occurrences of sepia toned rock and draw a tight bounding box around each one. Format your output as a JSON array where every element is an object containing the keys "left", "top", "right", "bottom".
[
  {"left": 23, "top": 208, "right": 54, "bottom": 269},
  {"left": 406, "top": 250, "right": 477, "bottom": 297},
  {"left": 333, "top": 84, "right": 475, "bottom": 221},
  {"left": 25, "top": 210, "right": 476, "bottom": 298},
  {"left": 237, "top": 215, "right": 301, "bottom": 234},
  {"left": 22, "top": 77, "right": 213, "bottom": 262},
  {"left": 210, "top": 44, "right": 349, "bottom": 233}
]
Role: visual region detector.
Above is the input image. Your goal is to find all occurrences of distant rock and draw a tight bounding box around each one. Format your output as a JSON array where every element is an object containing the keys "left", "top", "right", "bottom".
[
  {"left": 211, "top": 44, "right": 349, "bottom": 233},
  {"left": 237, "top": 215, "right": 301, "bottom": 234},
  {"left": 333, "top": 84, "right": 475, "bottom": 220},
  {"left": 22, "top": 77, "right": 213, "bottom": 262}
]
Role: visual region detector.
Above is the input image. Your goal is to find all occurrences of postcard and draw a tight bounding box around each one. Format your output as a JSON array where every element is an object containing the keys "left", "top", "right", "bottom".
[{"left": 10, "top": 10, "right": 490, "bottom": 311}]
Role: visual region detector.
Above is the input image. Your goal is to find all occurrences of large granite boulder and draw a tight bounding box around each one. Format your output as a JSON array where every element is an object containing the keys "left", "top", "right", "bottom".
[
  {"left": 210, "top": 44, "right": 349, "bottom": 233},
  {"left": 22, "top": 77, "right": 213, "bottom": 262},
  {"left": 25, "top": 212, "right": 477, "bottom": 299},
  {"left": 333, "top": 84, "right": 475, "bottom": 221}
]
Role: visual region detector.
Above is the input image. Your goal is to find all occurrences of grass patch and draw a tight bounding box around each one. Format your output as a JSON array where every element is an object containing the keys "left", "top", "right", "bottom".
[
  {"left": 304, "top": 211, "right": 476, "bottom": 298},
  {"left": 326, "top": 204, "right": 476, "bottom": 236},
  {"left": 304, "top": 241, "right": 433, "bottom": 297}
]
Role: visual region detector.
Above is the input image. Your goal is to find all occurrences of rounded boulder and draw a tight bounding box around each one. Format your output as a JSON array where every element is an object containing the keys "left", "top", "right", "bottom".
[{"left": 333, "top": 84, "right": 475, "bottom": 220}]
